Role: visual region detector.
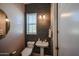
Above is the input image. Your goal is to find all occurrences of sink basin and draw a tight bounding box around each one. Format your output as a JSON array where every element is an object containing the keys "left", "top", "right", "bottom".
[
  {"left": 36, "top": 41, "right": 49, "bottom": 47},
  {"left": 36, "top": 40, "right": 49, "bottom": 56}
]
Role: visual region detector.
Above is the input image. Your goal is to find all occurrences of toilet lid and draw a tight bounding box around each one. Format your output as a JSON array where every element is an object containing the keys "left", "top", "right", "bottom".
[{"left": 21, "top": 48, "right": 33, "bottom": 56}]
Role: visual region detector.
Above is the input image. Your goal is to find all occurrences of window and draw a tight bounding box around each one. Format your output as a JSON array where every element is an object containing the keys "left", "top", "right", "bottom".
[{"left": 26, "top": 13, "right": 37, "bottom": 35}]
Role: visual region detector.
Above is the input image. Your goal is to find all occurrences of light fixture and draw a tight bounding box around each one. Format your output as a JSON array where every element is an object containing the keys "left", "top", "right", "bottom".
[
  {"left": 6, "top": 18, "right": 9, "bottom": 22},
  {"left": 43, "top": 15, "right": 46, "bottom": 19},
  {"left": 38, "top": 14, "right": 46, "bottom": 20},
  {"left": 39, "top": 15, "right": 42, "bottom": 19}
]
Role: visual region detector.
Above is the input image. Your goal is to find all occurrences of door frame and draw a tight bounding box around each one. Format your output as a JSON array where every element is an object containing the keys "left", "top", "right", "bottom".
[{"left": 51, "top": 3, "right": 58, "bottom": 56}]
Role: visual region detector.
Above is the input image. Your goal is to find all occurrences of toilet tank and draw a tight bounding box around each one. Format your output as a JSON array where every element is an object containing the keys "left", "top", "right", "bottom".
[{"left": 27, "top": 41, "right": 35, "bottom": 48}]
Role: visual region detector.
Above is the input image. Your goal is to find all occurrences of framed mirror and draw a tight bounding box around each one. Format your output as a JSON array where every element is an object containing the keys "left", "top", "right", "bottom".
[{"left": 0, "top": 9, "right": 10, "bottom": 39}]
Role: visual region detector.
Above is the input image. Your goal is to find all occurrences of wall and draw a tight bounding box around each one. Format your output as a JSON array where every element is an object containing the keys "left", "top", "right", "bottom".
[
  {"left": 25, "top": 3, "right": 50, "bottom": 42},
  {"left": 58, "top": 3, "right": 79, "bottom": 56},
  {"left": 25, "top": 3, "right": 51, "bottom": 55},
  {"left": 0, "top": 3, "right": 25, "bottom": 55}
]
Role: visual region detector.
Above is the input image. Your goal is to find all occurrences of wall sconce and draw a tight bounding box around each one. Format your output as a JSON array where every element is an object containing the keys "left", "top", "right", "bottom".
[
  {"left": 38, "top": 14, "right": 46, "bottom": 20},
  {"left": 39, "top": 15, "right": 42, "bottom": 19},
  {"left": 38, "top": 14, "right": 48, "bottom": 25},
  {"left": 43, "top": 15, "right": 46, "bottom": 19}
]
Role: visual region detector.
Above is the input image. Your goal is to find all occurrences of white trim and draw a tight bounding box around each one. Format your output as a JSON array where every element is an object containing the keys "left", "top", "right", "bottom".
[
  {"left": 26, "top": 13, "right": 37, "bottom": 35},
  {"left": 51, "top": 3, "right": 58, "bottom": 56}
]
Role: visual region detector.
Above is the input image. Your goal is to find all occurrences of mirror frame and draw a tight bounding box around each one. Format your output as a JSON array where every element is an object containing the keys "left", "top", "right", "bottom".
[{"left": 0, "top": 9, "right": 10, "bottom": 39}]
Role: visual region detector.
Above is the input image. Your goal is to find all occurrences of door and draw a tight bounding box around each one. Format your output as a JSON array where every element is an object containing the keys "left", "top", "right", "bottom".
[{"left": 58, "top": 3, "right": 79, "bottom": 56}]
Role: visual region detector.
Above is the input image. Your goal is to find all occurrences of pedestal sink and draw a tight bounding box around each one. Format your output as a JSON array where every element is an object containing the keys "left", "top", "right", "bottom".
[{"left": 36, "top": 40, "right": 49, "bottom": 56}]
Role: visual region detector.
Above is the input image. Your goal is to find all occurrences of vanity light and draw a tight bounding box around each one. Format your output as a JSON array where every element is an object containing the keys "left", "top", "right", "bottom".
[
  {"left": 38, "top": 14, "right": 47, "bottom": 25},
  {"left": 39, "top": 15, "right": 42, "bottom": 19},
  {"left": 39, "top": 15, "right": 46, "bottom": 20},
  {"left": 43, "top": 15, "right": 46, "bottom": 19}
]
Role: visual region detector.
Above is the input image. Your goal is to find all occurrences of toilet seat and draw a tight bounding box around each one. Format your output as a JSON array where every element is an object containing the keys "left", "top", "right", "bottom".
[
  {"left": 21, "top": 47, "right": 33, "bottom": 56},
  {"left": 21, "top": 41, "right": 35, "bottom": 56}
]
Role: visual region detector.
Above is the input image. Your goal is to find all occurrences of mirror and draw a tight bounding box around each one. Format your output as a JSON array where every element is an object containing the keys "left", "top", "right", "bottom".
[{"left": 0, "top": 9, "right": 10, "bottom": 39}]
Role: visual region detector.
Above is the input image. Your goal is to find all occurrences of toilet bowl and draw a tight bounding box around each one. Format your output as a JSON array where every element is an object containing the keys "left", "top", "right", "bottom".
[{"left": 21, "top": 41, "right": 35, "bottom": 56}]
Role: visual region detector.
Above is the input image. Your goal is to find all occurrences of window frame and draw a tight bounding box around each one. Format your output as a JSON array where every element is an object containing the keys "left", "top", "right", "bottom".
[{"left": 26, "top": 13, "right": 37, "bottom": 35}]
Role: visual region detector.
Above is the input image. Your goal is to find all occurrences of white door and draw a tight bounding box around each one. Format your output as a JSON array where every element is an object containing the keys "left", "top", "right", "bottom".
[{"left": 58, "top": 3, "right": 79, "bottom": 56}]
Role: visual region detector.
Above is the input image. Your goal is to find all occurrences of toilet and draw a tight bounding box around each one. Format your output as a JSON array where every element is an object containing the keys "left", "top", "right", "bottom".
[{"left": 21, "top": 41, "right": 35, "bottom": 56}]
